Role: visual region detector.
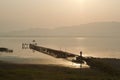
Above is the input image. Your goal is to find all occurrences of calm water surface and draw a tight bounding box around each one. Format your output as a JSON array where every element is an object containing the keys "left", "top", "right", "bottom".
[{"left": 0, "top": 36, "right": 120, "bottom": 68}]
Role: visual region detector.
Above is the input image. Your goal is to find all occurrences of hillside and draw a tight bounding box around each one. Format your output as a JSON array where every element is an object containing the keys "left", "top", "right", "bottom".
[{"left": 1, "top": 22, "right": 120, "bottom": 37}]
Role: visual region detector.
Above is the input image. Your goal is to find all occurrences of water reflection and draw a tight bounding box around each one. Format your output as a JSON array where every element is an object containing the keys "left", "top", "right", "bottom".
[
  {"left": 0, "top": 37, "right": 120, "bottom": 68},
  {"left": 0, "top": 52, "right": 89, "bottom": 68}
]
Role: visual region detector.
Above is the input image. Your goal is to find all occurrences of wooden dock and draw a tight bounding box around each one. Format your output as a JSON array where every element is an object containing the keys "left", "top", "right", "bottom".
[{"left": 29, "top": 44, "right": 77, "bottom": 58}]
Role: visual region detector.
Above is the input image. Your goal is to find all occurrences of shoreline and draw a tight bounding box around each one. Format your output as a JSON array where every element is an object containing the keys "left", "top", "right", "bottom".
[{"left": 0, "top": 60, "right": 120, "bottom": 80}]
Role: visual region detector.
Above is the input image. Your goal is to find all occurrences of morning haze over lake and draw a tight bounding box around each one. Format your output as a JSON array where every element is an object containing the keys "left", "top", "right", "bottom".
[{"left": 0, "top": 0, "right": 120, "bottom": 80}]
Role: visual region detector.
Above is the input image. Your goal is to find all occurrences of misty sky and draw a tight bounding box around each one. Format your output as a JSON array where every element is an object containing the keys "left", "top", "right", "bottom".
[{"left": 0, "top": 0, "right": 120, "bottom": 32}]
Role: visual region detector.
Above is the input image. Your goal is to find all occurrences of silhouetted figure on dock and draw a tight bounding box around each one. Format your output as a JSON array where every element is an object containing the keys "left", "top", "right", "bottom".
[
  {"left": 72, "top": 51, "right": 84, "bottom": 68},
  {"left": 80, "top": 51, "right": 82, "bottom": 57},
  {"left": 76, "top": 51, "right": 83, "bottom": 61}
]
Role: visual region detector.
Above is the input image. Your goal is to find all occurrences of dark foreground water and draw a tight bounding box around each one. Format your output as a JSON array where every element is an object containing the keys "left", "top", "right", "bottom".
[{"left": 0, "top": 36, "right": 120, "bottom": 68}]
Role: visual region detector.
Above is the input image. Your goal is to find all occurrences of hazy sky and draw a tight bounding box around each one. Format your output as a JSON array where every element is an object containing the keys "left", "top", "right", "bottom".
[{"left": 0, "top": 0, "right": 120, "bottom": 31}]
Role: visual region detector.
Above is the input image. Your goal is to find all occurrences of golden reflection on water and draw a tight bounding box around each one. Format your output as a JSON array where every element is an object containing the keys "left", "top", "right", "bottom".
[
  {"left": 76, "top": 37, "right": 86, "bottom": 40},
  {"left": 0, "top": 37, "right": 120, "bottom": 68},
  {"left": 0, "top": 50, "right": 89, "bottom": 68}
]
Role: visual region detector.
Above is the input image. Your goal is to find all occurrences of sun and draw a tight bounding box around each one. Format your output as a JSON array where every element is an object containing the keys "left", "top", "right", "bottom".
[
  {"left": 77, "top": 0, "right": 85, "bottom": 2},
  {"left": 74, "top": 0, "right": 86, "bottom": 6}
]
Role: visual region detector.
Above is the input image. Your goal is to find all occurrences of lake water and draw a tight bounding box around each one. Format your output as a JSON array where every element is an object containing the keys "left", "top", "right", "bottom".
[{"left": 0, "top": 36, "right": 120, "bottom": 68}]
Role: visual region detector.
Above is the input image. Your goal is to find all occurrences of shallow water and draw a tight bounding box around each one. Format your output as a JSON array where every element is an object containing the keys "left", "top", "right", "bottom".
[{"left": 0, "top": 36, "right": 120, "bottom": 68}]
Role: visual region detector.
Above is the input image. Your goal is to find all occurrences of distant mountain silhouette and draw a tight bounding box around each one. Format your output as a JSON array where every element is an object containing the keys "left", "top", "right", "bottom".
[{"left": 1, "top": 22, "right": 120, "bottom": 37}]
